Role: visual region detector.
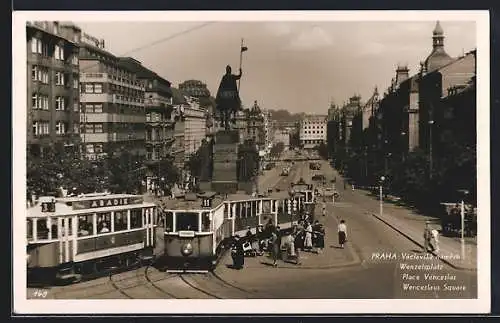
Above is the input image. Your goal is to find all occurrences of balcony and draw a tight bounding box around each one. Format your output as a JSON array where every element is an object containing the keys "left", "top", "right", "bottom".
[
  {"left": 144, "top": 97, "right": 173, "bottom": 109},
  {"left": 112, "top": 94, "right": 144, "bottom": 107},
  {"left": 81, "top": 73, "right": 145, "bottom": 91}
]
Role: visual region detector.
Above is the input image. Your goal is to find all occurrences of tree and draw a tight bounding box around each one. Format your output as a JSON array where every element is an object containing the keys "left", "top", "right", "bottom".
[
  {"left": 27, "top": 145, "right": 110, "bottom": 197},
  {"left": 158, "top": 158, "right": 180, "bottom": 186},
  {"left": 270, "top": 142, "right": 285, "bottom": 158},
  {"left": 315, "top": 142, "right": 329, "bottom": 160}
]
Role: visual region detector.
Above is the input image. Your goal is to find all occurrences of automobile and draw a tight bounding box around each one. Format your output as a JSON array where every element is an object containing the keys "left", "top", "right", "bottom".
[
  {"left": 311, "top": 174, "right": 326, "bottom": 182},
  {"left": 317, "top": 187, "right": 339, "bottom": 198},
  {"left": 280, "top": 168, "right": 290, "bottom": 176},
  {"left": 309, "top": 162, "right": 321, "bottom": 170}
]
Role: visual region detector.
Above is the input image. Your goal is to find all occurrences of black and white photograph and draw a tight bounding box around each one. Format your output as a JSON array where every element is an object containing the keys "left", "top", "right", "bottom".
[{"left": 12, "top": 10, "right": 490, "bottom": 314}]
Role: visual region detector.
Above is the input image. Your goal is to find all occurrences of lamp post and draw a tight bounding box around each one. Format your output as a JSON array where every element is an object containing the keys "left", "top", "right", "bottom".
[
  {"left": 401, "top": 131, "right": 407, "bottom": 162},
  {"left": 428, "top": 119, "right": 434, "bottom": 179},
  {"left": 379, "top": 176, "right": 385, "bottom": 217},
  {"left": 458, "top": 189, "right": 469, "bottom": 261}
]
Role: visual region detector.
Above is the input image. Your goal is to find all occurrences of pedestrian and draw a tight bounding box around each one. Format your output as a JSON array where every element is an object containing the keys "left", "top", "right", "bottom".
[
  {"left": 304, "top": 221, "right": 313, "bottom": 251},
  {"left": 231, "top": 235, "right": 245, "bottom": 269},
  {"left": 338, "top": 219, "right": 347, "bottom": 248},
  {"left": 270, "top": 229, "right": 280, "bottom": 267},
  {"left": 352, "top": 183, "right": 355, "bottom": 191},
  {"left": 256, "top": 225, "right": 265, "bottom": 255},
  {"left": 423, "top": 221, "right": 436, "bottom": 253},
  {"left": 314, "top": 223, "right": 325, "bottom": 253},
  {"left": 431, "top": 228, "right": 440, "bottom": 253}
]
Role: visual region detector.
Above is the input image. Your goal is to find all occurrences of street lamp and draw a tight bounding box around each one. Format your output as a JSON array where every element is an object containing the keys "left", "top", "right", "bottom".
[
  {"left": 379, "top": 176, "right": 385, "bottom": 217},
  {"left": 401, "top": 131, "right": 407, "bottom": 162},
  {"left": 428, "top": 119, "right": 434, "bottom": 179},
  {"left": 457, "top": 189, "right": 469, "bottom": 261}
]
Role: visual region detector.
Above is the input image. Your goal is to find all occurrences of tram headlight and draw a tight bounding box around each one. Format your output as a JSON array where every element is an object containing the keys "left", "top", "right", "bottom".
[{"left": 181, "top": 243, "right": 193, "bottom": 256}]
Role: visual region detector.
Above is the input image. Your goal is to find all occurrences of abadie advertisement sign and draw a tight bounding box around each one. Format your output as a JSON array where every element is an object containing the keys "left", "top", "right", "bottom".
[{"left": 72, "top": 196, "right": 144, "bottom": 210}]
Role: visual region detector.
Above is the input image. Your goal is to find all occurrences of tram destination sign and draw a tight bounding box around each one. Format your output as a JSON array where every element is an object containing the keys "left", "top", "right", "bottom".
[{"left": 72, "top": 196, "right": 144, "bottom": 210}]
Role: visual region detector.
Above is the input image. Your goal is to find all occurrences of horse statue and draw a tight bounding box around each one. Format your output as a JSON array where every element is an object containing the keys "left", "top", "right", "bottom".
[{"left": 215, "top": 65, "right": 243, "bottom": 130}]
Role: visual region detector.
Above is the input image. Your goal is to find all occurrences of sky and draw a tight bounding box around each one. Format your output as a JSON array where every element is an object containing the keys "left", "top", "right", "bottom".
[{"left": 74, "top": 20, "right": 476, "bottom": 114}]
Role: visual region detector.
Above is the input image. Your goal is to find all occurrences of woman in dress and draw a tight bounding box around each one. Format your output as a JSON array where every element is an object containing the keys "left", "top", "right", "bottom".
[
  {"left": 338, "top": 219, "right": 347, "bottom": 248},
  {"left": 304, "top": 221, "right": 313, "bottom": 251}
]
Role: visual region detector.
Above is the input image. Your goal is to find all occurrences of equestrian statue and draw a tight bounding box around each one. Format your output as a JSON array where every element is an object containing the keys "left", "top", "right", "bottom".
[{"left": 215, "top": 65, "right": 243, "bottom": 130}]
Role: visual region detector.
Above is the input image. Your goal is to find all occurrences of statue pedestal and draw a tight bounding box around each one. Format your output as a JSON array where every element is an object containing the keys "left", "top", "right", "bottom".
[{"left": 211, "top": 130, "right": 240, "bottom": 194}]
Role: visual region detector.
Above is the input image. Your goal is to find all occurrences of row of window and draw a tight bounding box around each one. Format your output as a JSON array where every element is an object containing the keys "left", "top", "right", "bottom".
[
  {"left": 303, "top": 125, "right": 325, "bottom": 129},
  {"left": 85, "top": 143, "right": 104, "bottom": 154},
  {"left": 31, "top": 38, "right": 79, "bottom": 65},
  {"left": 31, "top": 67, "right": 78, "bottom": 89},
  {"left": 82, "top": 123, "right": 103, "bottom": 133},
  {"left": 301, "top": 139, "right": 324, "bottom": 144},
  {"left": 302, "top": 130, "right": 325, "bottom": 134},
  {"left": 26, "top": 209, "right": 146, "bottom": 240},
  {"left": 32, "top": 94, "right": 79, "bottom": 112},
  {"left": 83, "top": 103, "right": 103, "bottom": 113},
  {"left": 81, "top": 103, "right": 146, "bottom": 115},
  {"left": 83, "top": 83, "right": 103, "bottom": 94},
  {"left": 32, "top": 121, "right": 76, "bottom": 136}
]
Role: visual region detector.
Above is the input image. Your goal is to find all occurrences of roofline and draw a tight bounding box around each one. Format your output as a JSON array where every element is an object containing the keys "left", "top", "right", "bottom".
[{"left": 26, "top": 21, "right": 79, "bottom": 46}]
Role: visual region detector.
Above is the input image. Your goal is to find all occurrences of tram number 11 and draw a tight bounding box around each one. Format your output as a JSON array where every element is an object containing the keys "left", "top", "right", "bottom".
[{"left": 202, "top": 198, "right": 212, "bottom": 208}]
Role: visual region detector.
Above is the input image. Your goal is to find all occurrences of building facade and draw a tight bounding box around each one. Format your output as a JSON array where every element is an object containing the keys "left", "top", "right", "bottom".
[
  {"left": 118, "top": 57, "right": 175, "bottom": 162},
  {"left": 27, "top": 21, "right": 81, "bottom": 156},
  {"left": 181, "top": 96, "right": 207, "bottom": 161},
  {"left": 273, "top": 129, "right": 290, "bottom": 150},
  {"left": 299, "top": 114, "right": 327, "bottom": 149},
  {"left": 78, "top": 32, "right": 146, "bottom": 159},
  {"left": 262, "top": 109, "right": 274, "bottom": 151},
  {"left": 244, "top": 101, "right": 266, "bottom": 149},
  {"left": 418, "top": 50, "right": 476, "bottom": 159}
]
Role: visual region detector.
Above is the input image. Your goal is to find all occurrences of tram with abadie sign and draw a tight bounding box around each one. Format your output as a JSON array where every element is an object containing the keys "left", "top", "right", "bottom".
[{"left": 26, "top": 193, "right": 157, "bottom": 285}]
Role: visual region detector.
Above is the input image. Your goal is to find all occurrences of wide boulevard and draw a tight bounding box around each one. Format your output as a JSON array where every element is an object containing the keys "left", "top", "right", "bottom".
[{"left": 29, "top": 153, "right": 477, "bottom": 299}]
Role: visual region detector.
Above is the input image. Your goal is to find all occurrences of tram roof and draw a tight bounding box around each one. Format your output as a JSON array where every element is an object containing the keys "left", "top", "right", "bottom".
[
  {"left": 158, "top": 190, "right": 291, "bottom": 211},
  {"left": 26, "top": 194, "right": 156, "bottom": 218}
]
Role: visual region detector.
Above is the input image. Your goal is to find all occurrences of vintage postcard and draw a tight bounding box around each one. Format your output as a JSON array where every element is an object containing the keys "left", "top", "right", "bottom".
[{"left": 12, "top": 10, "right": 490, "bottom": 314}]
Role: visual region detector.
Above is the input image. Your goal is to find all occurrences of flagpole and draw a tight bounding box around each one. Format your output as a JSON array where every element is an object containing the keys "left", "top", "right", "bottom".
[{"left": 238, "top": 38, "right": 244, "bottom": 93}]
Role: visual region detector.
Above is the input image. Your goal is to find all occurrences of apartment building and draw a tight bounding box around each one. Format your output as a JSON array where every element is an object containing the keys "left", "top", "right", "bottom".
[
  {"left": 299, "top": 115, "right": 327, "bottom": 149},
  {"left": 181, "top": 97, "right": 207, "bottom": 161},
  {"left": 27, "top": 21, "right": 81, "bottom": 156},
  {"left": 118, "top": 57, "right": 175, "bottom": 162},
  {"left": 78, "top": 32, "right": 146, "bottom": 159},
  {"left": 273, "top": 129, "right": 290, "bottom": 150}
]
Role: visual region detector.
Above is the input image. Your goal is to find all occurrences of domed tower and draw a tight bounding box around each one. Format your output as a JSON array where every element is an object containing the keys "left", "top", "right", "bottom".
[{"left": 424, "top": 21, "right": 454, "bottom": 72}]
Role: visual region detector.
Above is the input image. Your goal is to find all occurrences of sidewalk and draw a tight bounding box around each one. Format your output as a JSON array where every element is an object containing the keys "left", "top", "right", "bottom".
[
  {"left": 215, "top": 200, "right": 360, "bottom": 274},
  {"left": 324, "top": 162, "right": 477, "bottom": 271}
]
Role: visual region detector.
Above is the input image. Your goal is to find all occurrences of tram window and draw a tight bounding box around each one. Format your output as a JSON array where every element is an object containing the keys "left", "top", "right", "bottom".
[
  {"left": 262, "top": 200, "right": 271, "bottom": 213},
  {"left": 67, "top": 218, "right": 73, "bottom": 236},
  {"left": 202, "top": 212, "right": 210, "bottom": 231},
  {"left": 51, "top": 222, "right": 59, "bottom": 239},
  {"left": 176, "top": 212, "right": 199, "bottom": 232},
  {"left": 97, "top": 212, "right": 111, "bottom": 234},
  {"left": 114, "top": 211, "right": 127, "bottom": 232},
  {"left": 26, "top": 219, "right": 33, "bottom": 241},
  {"left": 130, "top": 209, "right": 142, "bottom": 229},
  {"left": 36, "top": 219, "right": 49, "bottom": 240},
  {"left": 78, "top": 214, "right": 93, "bottom": 236},
  {"left": 164, "top": 212, "right": 173, "bottom": 232}
]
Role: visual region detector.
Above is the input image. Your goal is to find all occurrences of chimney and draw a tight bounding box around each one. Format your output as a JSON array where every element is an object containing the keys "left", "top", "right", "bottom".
[
  {"left": 395, "top": 65, "right": 410, "bottom": 86},
  {"left": 100, "top": 39, "right": 105, "bottom": 49}
]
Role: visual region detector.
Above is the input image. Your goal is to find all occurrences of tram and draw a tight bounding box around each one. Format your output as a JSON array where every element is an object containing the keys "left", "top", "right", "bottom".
[
  {"left": 157, "top": 185, "right": 316, "bottom": 272},
  {"left": 26, "top": 193, "right": 157, "bottom": 285}
]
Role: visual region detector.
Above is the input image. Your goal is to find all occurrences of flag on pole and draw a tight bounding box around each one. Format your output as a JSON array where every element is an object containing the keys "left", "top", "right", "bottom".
[{"left": 241, "top": 45, "right": 248, "bottom": 52}]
